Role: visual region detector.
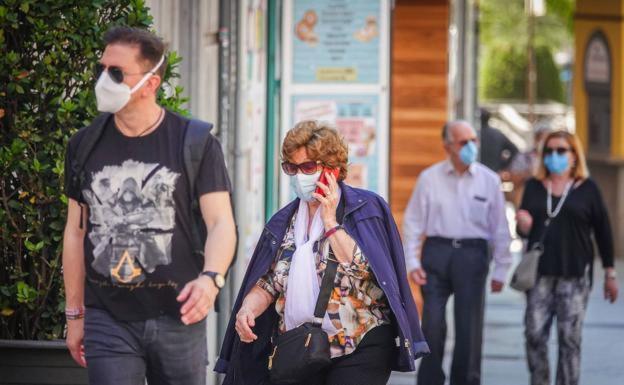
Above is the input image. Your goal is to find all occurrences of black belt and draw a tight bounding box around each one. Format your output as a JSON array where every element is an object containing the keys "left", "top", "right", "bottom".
[{"left": 426, "top": 236, "right": 487, "bottom": 249}]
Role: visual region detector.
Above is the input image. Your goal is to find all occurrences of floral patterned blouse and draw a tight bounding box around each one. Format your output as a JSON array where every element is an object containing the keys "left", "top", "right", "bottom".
[{"left": 256, "top": 211, "right": 391, "bottom": 358}]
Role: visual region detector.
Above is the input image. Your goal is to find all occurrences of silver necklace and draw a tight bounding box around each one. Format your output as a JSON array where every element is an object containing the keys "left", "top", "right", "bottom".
[
  {"left": 546, "top": 179, "right": 573, "bottom": 225},
  {"left": 117, "top": 108, "right": 164, "bottom": 137}
]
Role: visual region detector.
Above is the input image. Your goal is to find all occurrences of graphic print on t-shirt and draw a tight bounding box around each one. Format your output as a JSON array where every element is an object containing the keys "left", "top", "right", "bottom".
[{"left": 82, "top": 159, "right": 180, "bottom": 285}]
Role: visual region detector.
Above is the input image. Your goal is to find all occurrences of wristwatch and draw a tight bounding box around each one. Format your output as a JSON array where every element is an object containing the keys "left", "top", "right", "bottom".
[
  {"left": 200, "top": 271, "right": 226, "bottom": 289},
  {"left": 606, "top": 270, "right": 618, "bottom": 280}
]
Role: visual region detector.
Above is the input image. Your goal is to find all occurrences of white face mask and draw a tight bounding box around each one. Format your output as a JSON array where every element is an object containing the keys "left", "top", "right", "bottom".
[
  {"left": 290, "top": 171, "right": 321, "bottom": 202},
  {"left": 95, "top": 55, "right": 165, "bottom": 113}
]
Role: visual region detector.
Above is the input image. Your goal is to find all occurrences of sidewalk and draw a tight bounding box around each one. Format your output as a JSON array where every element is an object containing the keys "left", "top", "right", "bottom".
[{"left": 389, "top": 260, "right": 624, "bottom": 385}]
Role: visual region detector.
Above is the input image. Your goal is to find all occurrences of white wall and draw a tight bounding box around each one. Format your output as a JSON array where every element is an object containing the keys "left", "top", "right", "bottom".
[
  {"left": 146, "top": 1, "right": 222, "bottom": 384},
  {"left": 147, "top": 0, "right": 220, "bottom": 124}
]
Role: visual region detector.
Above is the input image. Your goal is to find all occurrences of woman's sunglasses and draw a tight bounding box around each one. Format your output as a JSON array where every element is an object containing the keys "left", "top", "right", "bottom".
[
  {"left": 94, "top": 63, "right": 149, "bottom": 84},
  {"left": 544, "top": 147, "right": 570, "bottom": 155},
  {"left": 281, "top": 161, "right": 320, "bottom": 176}
]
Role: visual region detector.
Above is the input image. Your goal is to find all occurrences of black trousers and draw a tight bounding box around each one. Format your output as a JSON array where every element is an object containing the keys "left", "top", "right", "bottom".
[
  {"left": 417, "top": 237, "right": 489, "bottom": 385},
  {"left": 295, "top": 324, "right": 396, "bottom": 385}
]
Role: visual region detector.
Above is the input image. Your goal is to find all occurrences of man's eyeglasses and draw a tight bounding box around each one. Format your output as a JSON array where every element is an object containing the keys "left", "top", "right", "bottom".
[
  {"left": 281, "top": 160, "right": 320, "bottom": 176},
  {"left": 94, "top": 63, "right": 150, "bottom": 84},
  {"left": 544, "top": 147, "right": 570, "bottom": 155}
]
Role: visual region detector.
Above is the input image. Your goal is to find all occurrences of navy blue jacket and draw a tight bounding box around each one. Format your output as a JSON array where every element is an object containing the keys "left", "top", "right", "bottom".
[{"left": 215, "top": 183, "right": 429, "bottom": 383}]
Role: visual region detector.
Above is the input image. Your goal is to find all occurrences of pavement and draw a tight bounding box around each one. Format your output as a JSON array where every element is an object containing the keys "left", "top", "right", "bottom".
[{"left": 389, "top": 254, "right": 624, "bottom": 385}]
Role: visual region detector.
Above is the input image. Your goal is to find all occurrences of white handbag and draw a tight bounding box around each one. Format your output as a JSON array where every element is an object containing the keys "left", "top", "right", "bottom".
[{"left": 510, "top": 244, "right": 544, "bottom": 291}]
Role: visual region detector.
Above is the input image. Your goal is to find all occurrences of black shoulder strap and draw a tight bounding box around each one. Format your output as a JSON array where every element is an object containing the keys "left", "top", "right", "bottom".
[
  {"left": 313, "top": 255, "right": 338, "bottom": 321},
  {"left": 183, "top": 118, "right": 214, "bottom": 203},
  {"left": 312, "top": 193, "right": 346, "bottom": 322},
  {"left": 69, "top": 113, "right": 112, "bottom": 229},
  {"left": 70, "top": 113, "right": 112, "bottom": 190},
  {"left": 182, "top": 118, "right": 214, "bottom": 258},
  {"left": 536, "top": 219, "right": 552, "bottom": 247}
]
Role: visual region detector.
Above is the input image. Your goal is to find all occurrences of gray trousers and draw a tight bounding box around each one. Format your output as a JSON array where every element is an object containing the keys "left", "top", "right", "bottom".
[
  {"left": 417, "top": 237, "right": 489, "bottom": 385},
  {"left": 524, "top": 274, "right": 590, "bottom": 385},
  {"left": 84, "top": 307, "right": 208, "bottom": 385}
]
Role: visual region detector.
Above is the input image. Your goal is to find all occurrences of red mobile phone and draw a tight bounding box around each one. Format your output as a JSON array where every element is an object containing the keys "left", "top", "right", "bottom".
[{"left": 315, "top": 167, "right": 340, "bottom": 197}]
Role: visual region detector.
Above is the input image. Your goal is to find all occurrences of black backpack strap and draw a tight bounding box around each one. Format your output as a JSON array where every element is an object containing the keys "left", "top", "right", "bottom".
[
  {"left": 182, "top": 118, "right": 213, "bottom": 258},
  {"left": 69, "top": 113, "right": 112, "bottom": 228}
]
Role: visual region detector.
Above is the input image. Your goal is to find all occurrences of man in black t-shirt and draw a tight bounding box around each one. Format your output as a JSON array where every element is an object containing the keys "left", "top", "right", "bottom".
[{"left": 62, "top": 27, "right": 236, "bottom": 385}]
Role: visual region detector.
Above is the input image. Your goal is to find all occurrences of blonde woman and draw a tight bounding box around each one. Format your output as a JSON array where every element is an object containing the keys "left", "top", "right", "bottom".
[{"left": 516, "top": 131, "right": 618, "bottom": 385}]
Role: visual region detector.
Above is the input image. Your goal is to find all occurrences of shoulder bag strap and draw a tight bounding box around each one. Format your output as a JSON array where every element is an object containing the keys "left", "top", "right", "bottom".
[
  {"left": 313, "top": 253, "right": 339, "bottom": 321},
  {"left": 312, "top": 193, "right": 346, "bottom": 321}
]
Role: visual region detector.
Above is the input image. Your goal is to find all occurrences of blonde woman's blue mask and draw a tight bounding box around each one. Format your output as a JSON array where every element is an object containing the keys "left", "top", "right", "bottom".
[{"left": 544, "top": 153, "right": 569, "bottom": 175}]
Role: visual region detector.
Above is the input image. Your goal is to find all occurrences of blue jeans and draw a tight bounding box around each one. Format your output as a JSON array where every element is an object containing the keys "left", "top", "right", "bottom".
[{"left": 84, "top": 307, "right": 207, "bottom": 385}]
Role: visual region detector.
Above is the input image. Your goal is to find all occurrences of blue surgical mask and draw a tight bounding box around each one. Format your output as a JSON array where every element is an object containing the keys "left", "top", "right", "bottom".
[
  {"left": 459, "top": 141, "right": 478, "bottom": 166},
  {"left": 290, "top": 171, "right": 321, "bottom": 202},
  {"left": 544, "top": 153, "right": 569, "bottom": 175}
]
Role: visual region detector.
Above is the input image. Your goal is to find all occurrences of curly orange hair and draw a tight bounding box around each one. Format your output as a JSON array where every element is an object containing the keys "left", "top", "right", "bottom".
[{"left": 281, "top": 120, "right": 349, "bottom": 181}]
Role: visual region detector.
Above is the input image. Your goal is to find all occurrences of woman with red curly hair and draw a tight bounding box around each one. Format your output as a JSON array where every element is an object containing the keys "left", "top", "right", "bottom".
[{"left": 216, "top": 121, "right": 428, "bottom": 384}]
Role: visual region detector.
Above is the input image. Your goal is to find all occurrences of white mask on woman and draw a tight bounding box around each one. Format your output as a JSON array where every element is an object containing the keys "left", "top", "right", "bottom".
[{"left": 289, "top": 171, "right": 321, "bottom": 202}]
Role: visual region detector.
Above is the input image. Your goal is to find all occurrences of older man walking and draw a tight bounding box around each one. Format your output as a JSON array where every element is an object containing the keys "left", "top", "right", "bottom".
[{"left": 403, "top": 120, "right": 512, "bottom": 385}]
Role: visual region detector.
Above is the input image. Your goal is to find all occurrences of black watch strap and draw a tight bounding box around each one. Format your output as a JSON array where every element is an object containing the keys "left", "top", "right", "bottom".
[{"left": 200, "top": 271, "right": 225, "bottom": 289}]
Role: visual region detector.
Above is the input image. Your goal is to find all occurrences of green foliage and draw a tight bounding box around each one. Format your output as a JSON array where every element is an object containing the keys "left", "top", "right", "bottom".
[
  {"left": 480, "top": 45, "right": 565, "bottom": 103},
  {"left": 479, "top": 0, "right": 572, "bottom": 104},
  {"left": 480, "top": 0, "right": 573, "bottom": 52},
  {"left": 546, "top": 0, "right": 574, "bottom": 35},
  {"left": 0, "top": 0, "right": 188, "bottom": 340}
]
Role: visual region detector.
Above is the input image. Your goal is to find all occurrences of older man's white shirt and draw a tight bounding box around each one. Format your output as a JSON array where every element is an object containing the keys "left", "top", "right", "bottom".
[{"left": 402, "top": 159, "right": 512, "bottom": 283}]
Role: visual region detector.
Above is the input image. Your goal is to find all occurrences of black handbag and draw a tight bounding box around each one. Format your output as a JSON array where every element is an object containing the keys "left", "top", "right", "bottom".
[{"left": 267, "top": 251, "right": 339, "bottom": 384}]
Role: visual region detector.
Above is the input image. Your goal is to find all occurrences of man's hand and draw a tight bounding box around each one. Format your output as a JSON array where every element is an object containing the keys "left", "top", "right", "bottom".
[
  {"left": 605, "top": 270, "right": 619, "bottom": 303},
  {"left": 410, "top": 268, "right": 427, "bottom": 286},
  {"left": 491, "top": 279, "right": 504, "bottom": 293},
  {"left": 177, "top": 275, "right": 219, "bottom": 325},
  {"left": 66, "top": 319, "right": 86, "bottom": 367}
]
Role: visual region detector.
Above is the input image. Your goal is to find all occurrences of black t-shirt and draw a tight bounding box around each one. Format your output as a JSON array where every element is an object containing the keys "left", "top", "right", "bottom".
[
  {"left": 519, "top": 178, "right": 614, "bottom": 278},
  {"left": 64, "top": 110, "right": 231, "bottom": 321}
]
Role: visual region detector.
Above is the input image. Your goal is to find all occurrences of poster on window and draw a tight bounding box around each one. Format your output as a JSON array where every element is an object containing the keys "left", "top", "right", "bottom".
[
  {"left": 280, "top": 0, "right": 389, "bottom": 205},
  {"left": 291, "top": 0, "right": 380, "bottom": 83}
]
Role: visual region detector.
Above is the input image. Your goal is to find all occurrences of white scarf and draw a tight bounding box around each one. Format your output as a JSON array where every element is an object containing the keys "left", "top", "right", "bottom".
[{"left": 284, "top": 191, "right": 340, "bottom": 335}]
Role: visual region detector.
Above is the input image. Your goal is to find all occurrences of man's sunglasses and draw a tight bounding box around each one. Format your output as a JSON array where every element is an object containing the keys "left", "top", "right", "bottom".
[
  {"left": 456, "top": 138, "right": 477, "bottom": 146},
  {"left": 544, "top": 147, "right": 570, "bottom": 155},
  {"left": 281, "top": 160, "right": 320, "bottom": 176},
  {"left": 94, "top": 63, "right": 151, "bottom": 84}
]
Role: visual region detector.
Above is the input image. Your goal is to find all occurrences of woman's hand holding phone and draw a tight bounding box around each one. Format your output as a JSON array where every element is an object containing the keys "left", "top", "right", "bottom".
[
  {"left": 312, "top": 168, "right": 340, "bottom": 229},
  {"left": 315, "top": 167, "right": 339, "bottom": 197}
]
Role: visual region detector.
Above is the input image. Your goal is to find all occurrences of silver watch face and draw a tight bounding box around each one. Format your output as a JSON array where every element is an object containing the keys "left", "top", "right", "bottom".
[{"left": 214, "top": 274, "right": 226, "bottom": 288}]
